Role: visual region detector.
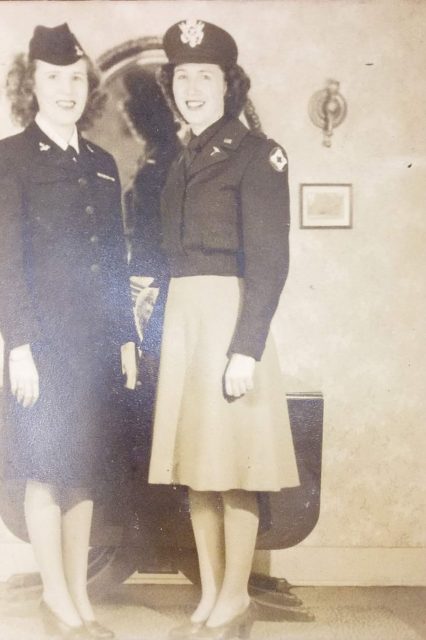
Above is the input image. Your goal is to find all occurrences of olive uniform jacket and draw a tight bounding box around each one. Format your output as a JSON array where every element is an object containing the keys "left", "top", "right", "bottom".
[{"left": 160, "top": 117, "right": 290, "bottom": 361}]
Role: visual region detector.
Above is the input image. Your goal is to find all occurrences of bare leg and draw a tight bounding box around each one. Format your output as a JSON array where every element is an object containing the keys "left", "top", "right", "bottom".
[
  {"left": 62, "top": 488, "right": 95, "bottom": 621},
  {"left": 24, "top": 480, "right": 82, "bottom": 627},
  {"left": 189, "top": 489, "right": 225, "bottom": 623},
  {"left": 206, "top": 490, "right": 259, "bottom": 628}
]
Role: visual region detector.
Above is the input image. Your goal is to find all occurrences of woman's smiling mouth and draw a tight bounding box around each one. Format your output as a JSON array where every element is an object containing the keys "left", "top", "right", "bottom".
[
  {"left": 56, "top": 100, "right": 76, "bottom": 109},
  {"left": 186, "top": 100, "right": 205, "bottom": 109}
]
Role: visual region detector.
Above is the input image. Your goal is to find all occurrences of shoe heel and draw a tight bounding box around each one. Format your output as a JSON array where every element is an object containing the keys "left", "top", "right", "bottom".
[
  {"left": 41, "top": 619, "right": 58, "bottom": 637},
  {"left": 40, "top": 604, "right": 59, "bottom": 637},
  {"left": 238, "top": 602, "right": 256, "bottom": 639},
  {"left": 238, "top": 618, "right": 253, "bottom": 639},
  {"left": 40, "top": 600, "right": 86, "bottom": 638}
]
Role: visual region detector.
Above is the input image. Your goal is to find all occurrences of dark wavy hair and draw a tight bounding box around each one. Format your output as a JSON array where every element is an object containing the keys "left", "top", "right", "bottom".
[
  {"left": 6, "top": 53, "right": 107, "bottom": 130},
  {"left": 157, "top": 63, "right": 251, "bottom": 123}
]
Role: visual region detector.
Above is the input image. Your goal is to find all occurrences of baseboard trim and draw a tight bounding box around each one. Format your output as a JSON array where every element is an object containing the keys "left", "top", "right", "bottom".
[
  {"left": 0, "top": 542, "right": 424, "bottom": 586},
  {"left": 262, "top": 547, "right": 426, "bottom": 586}
]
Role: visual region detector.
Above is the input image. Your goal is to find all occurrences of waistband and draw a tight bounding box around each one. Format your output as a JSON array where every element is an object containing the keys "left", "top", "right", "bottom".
[{"left": 167, "top": 250, "right": 243, "bottom": 277}]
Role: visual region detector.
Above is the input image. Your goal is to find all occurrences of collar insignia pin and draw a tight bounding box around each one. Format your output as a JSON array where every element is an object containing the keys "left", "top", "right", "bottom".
[
  {"left": 39, "top": 142, "right": 50, "bottom": 151},
  {"left": 179, "top": 20, "right": 205, "bottom": 48},
  {"left": 210, "top": 146, "right": 221, "bottom": 157},
  {"left": 86, "top": 143, "right": 94, "bottom": 153},
  {"left": 224, "top": 138, "right": 233, "bottom": 144}
]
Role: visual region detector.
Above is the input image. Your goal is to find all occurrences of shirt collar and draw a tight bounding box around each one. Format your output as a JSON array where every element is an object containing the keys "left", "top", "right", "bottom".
[
  {"left": 35, "top": 113, "right": 80, "bottom": 154},
  {"left": 188, "top": 116, "right": 228, "bottom": 153}
]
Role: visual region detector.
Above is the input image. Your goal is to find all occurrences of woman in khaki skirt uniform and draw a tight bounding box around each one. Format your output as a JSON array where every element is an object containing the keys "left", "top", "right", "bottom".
[{"left": 148, "top": 20, "right": 299, "bottom": 640}]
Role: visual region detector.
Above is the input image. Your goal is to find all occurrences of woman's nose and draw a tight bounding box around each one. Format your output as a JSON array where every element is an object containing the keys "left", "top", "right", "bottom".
[
  {"left": 187, "top": 77, "right": 200, "bottom": 96},
  {"left": 59, "top": 76, "right": 73, "bottom": 95}
]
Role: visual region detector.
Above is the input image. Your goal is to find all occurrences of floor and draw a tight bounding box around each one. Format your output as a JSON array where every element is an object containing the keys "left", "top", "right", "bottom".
[{"left": 0, "top": 582, "right": 425, "bottom": 640}]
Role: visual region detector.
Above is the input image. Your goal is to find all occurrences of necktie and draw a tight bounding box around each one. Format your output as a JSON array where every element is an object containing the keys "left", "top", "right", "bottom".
[
  {"left": 183, "top": 138, "right": 199, "bottom": 170},
  {"left": 65, "top": 145, "right": 78, "bottom": 163}
]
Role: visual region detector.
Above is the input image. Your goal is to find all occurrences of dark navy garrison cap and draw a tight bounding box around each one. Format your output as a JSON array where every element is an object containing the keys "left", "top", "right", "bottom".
[
  {"left": 29, "top": 23, "right": 85, "bottom": 65},
  {"left": 163, "top": 20, "right": 238, "bottom": 67}
]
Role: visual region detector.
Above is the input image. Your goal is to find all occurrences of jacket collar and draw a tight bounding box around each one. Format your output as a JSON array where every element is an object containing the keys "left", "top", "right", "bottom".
[
  {"left": 35, "top": 113, "right": 79, "bottom": 153},
  {"left": 24, "top": 121, "right": 96, "bottom": 168},
  {"left": 186, "top": 117, "right": 250, "bottom": 179}
]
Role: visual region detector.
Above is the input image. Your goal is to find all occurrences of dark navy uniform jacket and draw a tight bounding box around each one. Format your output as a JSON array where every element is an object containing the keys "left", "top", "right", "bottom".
[
  {"left": 0, "top": 121, "right": 136, "bottom": 354},
  {"left": 160, "top": 117, "right": 290, "bottom": 361},
  {"left": 0, "top": 121, "right": 136, "bottom": 486}
]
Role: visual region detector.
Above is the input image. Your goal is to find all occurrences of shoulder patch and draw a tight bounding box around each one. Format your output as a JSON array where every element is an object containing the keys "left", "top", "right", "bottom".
[{"left": 268, "top": 146, "right": 287, "bottom": 172}]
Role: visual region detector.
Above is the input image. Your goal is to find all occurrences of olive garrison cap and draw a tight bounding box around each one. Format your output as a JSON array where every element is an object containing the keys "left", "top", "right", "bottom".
[
  {"left": 163, "top": 20, "right": 238, "bottom": 67},
  {"left": 29, "top": 23, "right": 85, "bottom": 65}
]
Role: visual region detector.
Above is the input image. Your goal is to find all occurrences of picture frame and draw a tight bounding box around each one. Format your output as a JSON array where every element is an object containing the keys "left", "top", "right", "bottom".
[{"left": 300, "top": 183, "right": 352, "bottom": 229}]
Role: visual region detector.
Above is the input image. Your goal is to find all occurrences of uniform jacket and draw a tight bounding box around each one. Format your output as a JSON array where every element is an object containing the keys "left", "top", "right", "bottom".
[
  {"left": 0, "top": 121, "right": 136, "bottom": 354},
  {"left": 160, "top": 117, "right": 290, "bottom": 361}
]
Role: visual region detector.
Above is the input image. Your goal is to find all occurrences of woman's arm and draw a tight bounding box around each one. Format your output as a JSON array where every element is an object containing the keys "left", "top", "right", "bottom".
[
  {"left": 104, "top": 156, "right": 138, "bottom": 388},
  {"left": 0, "top": 153, "right": 41, "bottom": 348},
  {"left": 228, "top": 138, "right": 290, "bottom": 362},
  {"left": 0, "top": 147, "right": 40, "bottom": 405}
]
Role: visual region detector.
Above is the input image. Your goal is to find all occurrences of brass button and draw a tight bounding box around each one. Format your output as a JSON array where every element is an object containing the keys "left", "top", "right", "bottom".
[
  {"left": 78, "top": 177, "right": 88, "bottom": 187},
  {"left": 90, "top": 234, "right": 99, "bottom": 243},
  {"left": 90, "top": 263, "right": 100, "bottom": 274},
  {"left": 85, "top": 205, "right": 94, "bottom": 215}
]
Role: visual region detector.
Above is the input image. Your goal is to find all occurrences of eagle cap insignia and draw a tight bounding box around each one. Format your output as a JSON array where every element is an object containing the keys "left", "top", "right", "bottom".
[
  {"left": 269, "top": 146, "right": 287, "bottom": 172},
  {"left": 179, "top": 20, "right": 205, "bottom": 48},
  {"left": 74, "top": 44, "right": 84, "bottom": 57}
]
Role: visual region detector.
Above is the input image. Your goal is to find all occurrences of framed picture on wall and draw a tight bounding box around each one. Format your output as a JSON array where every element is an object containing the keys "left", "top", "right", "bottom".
[{"left": 300, "top": 183, "right": 352, "bottom": 228}]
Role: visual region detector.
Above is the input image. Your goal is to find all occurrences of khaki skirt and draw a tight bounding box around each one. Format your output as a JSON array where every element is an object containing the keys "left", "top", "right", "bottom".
[{"left": 148, "top": 276, "right": 300, "bottom": 492}]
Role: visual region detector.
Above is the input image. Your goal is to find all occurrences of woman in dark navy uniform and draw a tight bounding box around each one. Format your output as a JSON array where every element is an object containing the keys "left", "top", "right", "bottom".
[
  {"left": 0, "top": 25, "right": 137, "bottom": 638},
  {"left": 148, "top": 20, "right": 299, "bottom": 640}
]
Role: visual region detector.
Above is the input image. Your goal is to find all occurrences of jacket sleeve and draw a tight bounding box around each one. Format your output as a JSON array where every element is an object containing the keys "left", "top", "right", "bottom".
[
  {"left": 228, "top": 138, "right": 290, "bottom": 361},
  {"left": 104, "top": 157, "right": 139, "bottom": 347},
  {"left": 0, "top": 156, "right": 40, "bottom": 350}
]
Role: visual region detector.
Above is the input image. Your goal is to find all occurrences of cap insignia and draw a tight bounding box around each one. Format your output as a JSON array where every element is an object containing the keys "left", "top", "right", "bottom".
[
  {"left": 39, "top": 142, "right": 50, "bottom": 152},
  {"left": 179, "top": 20, "right": 205, "bottom": 48},
  {"left": 269, "top": 146, "right": 287, "bottom": 172},
  {"left": 74, "top": 44, "right": 84, "bottom": 57}
]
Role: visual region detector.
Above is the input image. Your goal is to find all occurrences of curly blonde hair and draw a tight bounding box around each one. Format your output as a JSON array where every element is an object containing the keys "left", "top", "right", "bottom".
[{"left": 6, "top": 53, "right": 107, "bottom": 130}]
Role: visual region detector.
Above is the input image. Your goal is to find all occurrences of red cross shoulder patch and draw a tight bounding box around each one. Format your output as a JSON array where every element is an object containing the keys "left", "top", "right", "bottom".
[{"left": 269, "top": 146, "right": 287, "bottom": 172}]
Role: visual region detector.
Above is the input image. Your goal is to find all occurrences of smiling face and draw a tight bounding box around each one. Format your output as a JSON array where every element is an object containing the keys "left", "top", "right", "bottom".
[
  {"left": 33, "top": 58, "right": 89, "bottom": 138},
  {"left": 172, "top": 63, "right": 226, "bottom": 135}
]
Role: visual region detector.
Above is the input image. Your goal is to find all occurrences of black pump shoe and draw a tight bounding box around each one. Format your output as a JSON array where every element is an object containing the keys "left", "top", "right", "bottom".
[
  {"left": 83, "top": 620, "right": 115, "bottom": 639},
  {"left": 168, "top": 619, "right": 205, "bottom": 639},
  {"left": 193, "top": 602, "right": 256, "bottom": 640},
  {"left": 40, "top": 601, "right": 89, "bottom": 638}
]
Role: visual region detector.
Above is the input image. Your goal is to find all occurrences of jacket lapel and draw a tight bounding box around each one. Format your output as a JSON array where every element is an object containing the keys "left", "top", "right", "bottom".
[
  {"left": 186, "top": 118, "right": 250, "bottom": 181},
  {"left": 24, "top": 121, "right": 73, "bottom": 171}
]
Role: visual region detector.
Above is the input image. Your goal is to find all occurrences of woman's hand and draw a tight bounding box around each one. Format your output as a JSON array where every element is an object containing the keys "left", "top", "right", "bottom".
[
  {"left": 9, "top": 344, "right": 39, "bottom": 408},
  {"left": 121, "top": 341, "right": 138, "bottom": 390},
  {"left": 224, "top": 353, "right": 256, "bottom": 398}
]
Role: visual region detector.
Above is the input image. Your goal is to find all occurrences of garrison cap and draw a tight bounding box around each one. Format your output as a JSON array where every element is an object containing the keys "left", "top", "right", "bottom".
[
  {"left": 29, "top": 23, "right": 85, "bottom": 65},
  {"left": 163, "top": 20, "right": 238, "bottom": 67}
]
